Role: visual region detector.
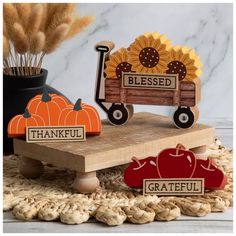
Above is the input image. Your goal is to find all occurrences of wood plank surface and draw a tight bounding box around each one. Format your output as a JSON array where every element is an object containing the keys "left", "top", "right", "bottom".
[
  {"left": 105, "top": 78, "right": 198, "bottom": 106},
  {"left": 180, "top": 80, "right": 195, "bottom": 90},
  {"left": 105, "top": 78, "right": 197, "bottom": 91},
  {"left": 179, "top": 98, "right": 195, "bottom": 106},
  {"left": 13, "top": 112, "right": 215, "bottom": 172},
  {"left": 180, "top": 91, "right": 195, "bottom": 98},
  {"left": 3, "top": 208, "right": 233, "bottom": 233},
  {"left": 105, "top": 78, "right": 120, "bottom": 87},
  {"left": 127, "top": 89, "right": 175, "bottom": 97},
  {"left": 126, "top": 96, "right": 174, "bottom": 105}
]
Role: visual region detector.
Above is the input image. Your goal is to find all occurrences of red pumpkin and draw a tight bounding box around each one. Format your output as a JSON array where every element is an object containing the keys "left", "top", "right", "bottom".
[
  {"left": 27, "top": 89, "right": 69, "bottom": 125},
  {"left": 7, "top": 109, "right": 45, "bottom": 137},
  {"left": 58, "top": 98, "right": 101, "bottom": 135}
]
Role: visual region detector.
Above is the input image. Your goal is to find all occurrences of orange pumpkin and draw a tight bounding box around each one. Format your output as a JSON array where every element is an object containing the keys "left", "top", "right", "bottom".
[
  {"left": 27, "top": 89, "right": 69, "bottom": 125},
  {"left": 58, "top": 98, "right": 101, "bottom": 135},
  {"left": 7, "top": 109, "right": 45, "bottom": 137}
]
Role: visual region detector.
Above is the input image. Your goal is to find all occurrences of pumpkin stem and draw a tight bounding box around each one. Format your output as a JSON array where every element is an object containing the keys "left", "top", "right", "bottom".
[
  {"left": 23, "top": 108, "right": 31, "bottom": 118},
  {"left": 74, "top": 98, "right": 82, "bottom": 111},
  {"left": 42, "top": 88, "right": 52, "bottom": 102}
]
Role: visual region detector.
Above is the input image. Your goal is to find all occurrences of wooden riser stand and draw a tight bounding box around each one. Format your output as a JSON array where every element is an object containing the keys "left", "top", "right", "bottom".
[{"left": 13, "top": 112, "right": 215, "bottom": 193}]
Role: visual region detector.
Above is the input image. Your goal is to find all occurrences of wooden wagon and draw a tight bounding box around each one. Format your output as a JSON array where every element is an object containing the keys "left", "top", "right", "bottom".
[{"left": 95, "top": 41, "right": 200, "bottom": 128}]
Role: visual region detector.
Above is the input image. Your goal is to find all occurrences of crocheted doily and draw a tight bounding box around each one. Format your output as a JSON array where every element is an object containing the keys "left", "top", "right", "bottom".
[{"left": 3, "top": 139, "right": 233, "bottom": 226}]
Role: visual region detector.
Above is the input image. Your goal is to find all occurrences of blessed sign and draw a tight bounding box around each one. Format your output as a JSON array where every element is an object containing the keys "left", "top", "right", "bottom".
[
  {"left": 26, "top": 126, "right": 86, "bottom": 143},
  {"left": 143, "top": 178, "right": 204, "bottom": 196},
  {"left": 122, "top": 72, "right": 178, "bottom": 90}
]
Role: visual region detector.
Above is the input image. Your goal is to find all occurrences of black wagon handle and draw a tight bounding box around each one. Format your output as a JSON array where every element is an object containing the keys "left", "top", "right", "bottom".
[
  {"left": 95, "top": 41, "right": 115, "bottom": 53},
  {"left": 94, "top": 41, "right": 115, "bottom": 113}
]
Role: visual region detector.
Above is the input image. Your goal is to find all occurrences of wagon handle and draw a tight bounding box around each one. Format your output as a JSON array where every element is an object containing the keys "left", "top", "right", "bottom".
[
  {"left": 94, "top": 41, "right": 115, "bottom": 113},
  {"left": 95, "top": 41, "right": 115, "bottom": 53}
]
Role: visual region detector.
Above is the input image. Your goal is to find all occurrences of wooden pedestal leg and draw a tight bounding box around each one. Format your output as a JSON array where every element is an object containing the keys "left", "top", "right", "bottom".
[
  {"left": 190, "top": 145, "right": 208, "bottom": 160},
  {"left": 72, "top": 171, "right": 100, "bottom": 193},
  {"left": 19, "top": 156, "right": 44, "bottom": 178}
]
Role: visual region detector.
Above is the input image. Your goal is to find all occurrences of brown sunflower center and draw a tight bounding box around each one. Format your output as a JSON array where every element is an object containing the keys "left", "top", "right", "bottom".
[
  {"left": 166, "top": 60, "right": 187, "bottom": 81},
  {"left": 139, "top": 47, "right": 159, "bottom": 68},
  {"left": 116, "top": 62, "right": 132, "bottom": 79}
]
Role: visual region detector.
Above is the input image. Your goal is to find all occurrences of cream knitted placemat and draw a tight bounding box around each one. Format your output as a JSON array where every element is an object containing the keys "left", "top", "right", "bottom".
[{"left": 3, "top": 139, "right": 233, "bottom": 226}]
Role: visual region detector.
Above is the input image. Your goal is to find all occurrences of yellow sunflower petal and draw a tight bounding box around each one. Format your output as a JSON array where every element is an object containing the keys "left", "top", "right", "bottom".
[
  {"left": 105, "top": 47, "right": 133, "bottom": 79},
  {"left": 166, "top": 45, "right": 202, "bottom": 81},
  {"left": 127, "top": 32, "right": 171, "bottom": 74}
]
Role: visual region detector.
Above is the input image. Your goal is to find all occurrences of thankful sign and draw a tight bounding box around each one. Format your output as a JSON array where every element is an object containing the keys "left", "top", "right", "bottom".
[
  {"left": 26, "top": 126, "right": 86, "bottom": 143},
  {"left": 122, "top": 72, "right": 178, "bottom": 90},
  {"left": 143, "top": 178, "right": 204, "bottom": 196}
]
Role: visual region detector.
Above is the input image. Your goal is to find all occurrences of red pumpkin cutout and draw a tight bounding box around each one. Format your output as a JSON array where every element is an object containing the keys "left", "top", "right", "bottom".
[
  {"left": 7, "top": 109, "right": 45, "bottom": 137},
  {"left": 27, "top": 89, "right": 69, "bottom": 125},
  {"left": 58, "top": 98, "right": 101, "bottom": 135}
]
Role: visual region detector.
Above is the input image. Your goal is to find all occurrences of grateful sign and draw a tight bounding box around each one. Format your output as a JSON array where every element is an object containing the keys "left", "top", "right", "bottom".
[
  {"left": 26, "top": 126, "right": 86, "bottom": 143},
  {"left": 122, "top": 72, "right": 178, "bottom": 90},
  {"left": 143, "top": 178, "right": 204, "bottom": 196}
]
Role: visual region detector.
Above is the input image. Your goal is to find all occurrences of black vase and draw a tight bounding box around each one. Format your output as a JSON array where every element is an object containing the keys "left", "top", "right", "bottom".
[{"left": 3, "top": 68, "right": 69, "bottom": 154}]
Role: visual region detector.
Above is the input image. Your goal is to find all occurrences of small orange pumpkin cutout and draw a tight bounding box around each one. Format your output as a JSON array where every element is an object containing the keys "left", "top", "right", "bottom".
[
  {"left": 27, "top": 89, "right": 69, "bottom": 126},
  {"left": 58, "top": 98, "right": 101, "bottom": 135},
  {"left": 7, "top": 109, "right": 45, "bottom": 137}
]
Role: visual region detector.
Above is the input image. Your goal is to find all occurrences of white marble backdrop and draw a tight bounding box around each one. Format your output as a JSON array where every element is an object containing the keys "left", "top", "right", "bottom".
[{"left": 43, "top": 3, "right": 233, "bottom": 123}]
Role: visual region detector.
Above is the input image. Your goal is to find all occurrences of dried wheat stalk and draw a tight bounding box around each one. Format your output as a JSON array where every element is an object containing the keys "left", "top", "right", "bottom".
[{"left": 3, "top": 3, "right": 93, "bottom": 76}]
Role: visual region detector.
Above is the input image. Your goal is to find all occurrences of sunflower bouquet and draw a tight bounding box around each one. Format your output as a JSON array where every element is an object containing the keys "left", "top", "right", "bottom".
[
  {"left": 3, "top": 3, "right": 93, "bottom": 76},
  {"left": 105, "top": 32, "right": 202, "bottom": 82}
]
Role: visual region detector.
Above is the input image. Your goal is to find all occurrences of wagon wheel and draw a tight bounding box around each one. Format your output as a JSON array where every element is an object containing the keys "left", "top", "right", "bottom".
[
  {"left": 173, "top": 106, "right": 195, "bottom": 129},
  {"left": 126, "top": 105, "right": 134, "bottom": 120},
  {"left": 107, "top": 104, "right": 130, "bottom": 125}
]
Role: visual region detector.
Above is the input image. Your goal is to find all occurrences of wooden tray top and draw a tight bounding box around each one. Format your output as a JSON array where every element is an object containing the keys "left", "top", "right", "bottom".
[{"left": 13, "top": 112, "right": 215, "bottom": 173}]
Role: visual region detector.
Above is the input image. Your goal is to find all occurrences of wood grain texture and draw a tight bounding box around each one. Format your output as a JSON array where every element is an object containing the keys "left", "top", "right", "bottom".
[
  {"left": 179, "top": 99, "right": 195, "bottom": 107},
  {"left": 105, "top": 78, "right": 198, "bottom": 106},
  {"left": 180, "top": 81, "right": 195, "bottom": 90},
  {"left": 105, "top": 78, "right": 120, "bottom": 87},
  {"left": 127, "top": 89, "right": 175, "bottom": 97},
  {"left": 13, "top": 113, "right": 214, "bottom": 173},
  {"left": 180, "top": 91, "right": 195, "bottom": 98},
  {"left": 126, "top": 96, "right": 174, "bottom": 105}
]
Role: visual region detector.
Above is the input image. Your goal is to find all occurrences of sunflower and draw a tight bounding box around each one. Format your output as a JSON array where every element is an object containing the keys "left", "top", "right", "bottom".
[
  {"left": 105, "top": 47, "right": 133, "bottom": 79},
  {"left": 127, "top": 32, "right": 172, "bottom": 74},
  {"left": 166, "top": 46, "right": 202, "bottom": 81}
]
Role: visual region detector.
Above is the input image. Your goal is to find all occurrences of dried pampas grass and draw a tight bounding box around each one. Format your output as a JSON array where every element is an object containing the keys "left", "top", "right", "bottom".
[
  {"left": 3, "top": 36, "right": 10, "bottom": 59},
  {"left": 66, "top": 16, "right": 93, "bottom": 40},
  {"left": 3, "top": 3, "right": 93, "bottom": 76},
  {"left": 15, "top": 3, "right": 31, "bottom": 30},
  {"left": 12, "top": 23, "right": 29, "bottom": 54},
  {"left": 30, "top": 32, "right": 46, "bottom": 55},
  {"left": 3, "top": 3, "right": 19, "bottom": 38},
  {"left": 3, "top": 20, "right": 8, "bottom": 38},
  {"left": 44, "top": 4, "right": 62, "bottom": 34},
  {"left": 27, "top": 4, "right": 43, "bottom": 37},
  {"left": 46, "top": 3, "right": 75, "bottom": 35},
  {"left": 39, "top": 4, "right": 48, "bottom": 32},
  {"left": 44, "top": 24, "right": 70, "bottom": 54}
]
